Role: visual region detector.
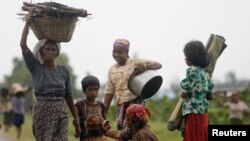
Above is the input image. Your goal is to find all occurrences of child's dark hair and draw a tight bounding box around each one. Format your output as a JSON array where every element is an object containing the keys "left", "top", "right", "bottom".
[
  {"left": 184, "top": 40, "right": 210, "bottom": 68},
  {"left": 81, "top": 75, "right": 100, "bottom": 92},
  {"left": 39, "top": 40, "right": 59, "bottom": 57}
]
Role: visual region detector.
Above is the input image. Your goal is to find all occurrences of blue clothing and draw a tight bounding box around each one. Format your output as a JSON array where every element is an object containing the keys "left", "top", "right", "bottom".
[
  {"left": 11, "top": 96, "right": 25, "bottom": 128},
  {"left": 13, "top": 113, "right": 24, "bottom": 127},
  {"left": 23, "top": 50, "right": 72, "bottom": 97},
  {"left": 11, "top": 96, "right": 25, "bottom": 115}
]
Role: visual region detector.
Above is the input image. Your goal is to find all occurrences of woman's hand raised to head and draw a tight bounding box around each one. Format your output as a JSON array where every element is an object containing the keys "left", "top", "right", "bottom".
[
  {"left": 20, "top": 7, "right": 35, "bottom": 51},
  {"left": 25, "top": 7, "right": 35, "bottom": 21}
]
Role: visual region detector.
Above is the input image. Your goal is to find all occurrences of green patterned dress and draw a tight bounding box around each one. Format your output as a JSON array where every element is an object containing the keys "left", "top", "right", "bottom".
[{"left": 180, "top": 66, "right": 214, "bottom": 116}]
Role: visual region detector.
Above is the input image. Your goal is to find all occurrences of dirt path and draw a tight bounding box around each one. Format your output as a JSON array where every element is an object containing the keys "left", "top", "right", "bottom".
[{"left": 0, "top": 130, "right": 16, "bottom": 141}]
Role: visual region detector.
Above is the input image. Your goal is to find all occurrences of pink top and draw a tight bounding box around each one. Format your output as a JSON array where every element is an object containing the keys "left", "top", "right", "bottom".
[{"left": 223, "top": 101, "right": 250, "bottom": 119}]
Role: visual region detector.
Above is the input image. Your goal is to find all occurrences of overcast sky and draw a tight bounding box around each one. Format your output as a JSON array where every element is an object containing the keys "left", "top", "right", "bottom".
[{"left": 1, "top": 0, "right": 250, "bottom": 90}]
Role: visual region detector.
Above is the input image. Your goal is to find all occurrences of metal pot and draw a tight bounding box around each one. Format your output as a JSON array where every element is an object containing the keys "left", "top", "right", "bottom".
[{"left": 128, "top": 70, "right": 163, "bottom": 99}]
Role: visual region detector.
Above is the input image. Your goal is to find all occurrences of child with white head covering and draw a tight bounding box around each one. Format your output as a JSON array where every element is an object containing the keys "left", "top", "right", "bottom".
[{"left": 10, "top": 82, "right": 31, "bottom": 139}]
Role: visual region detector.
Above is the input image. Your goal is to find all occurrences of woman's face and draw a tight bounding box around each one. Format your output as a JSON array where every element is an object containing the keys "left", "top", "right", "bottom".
[
  {"left": 42, "top": 43, "right": 58, "bottom": 62},
  {"left": 112, "top": 47, "right": 128, "bottom": 64},
  {"left": 231, "top": 93, "right": 239, "bottom": 103}
]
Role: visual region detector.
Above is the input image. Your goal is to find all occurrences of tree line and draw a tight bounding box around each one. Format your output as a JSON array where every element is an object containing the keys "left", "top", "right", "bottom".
[{"left": 1, "top": 54, "right": 250, "bottom": 125}]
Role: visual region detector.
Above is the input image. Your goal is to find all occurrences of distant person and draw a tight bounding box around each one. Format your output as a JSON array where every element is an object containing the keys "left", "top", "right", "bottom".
[
  {"left": 74, "top": 75, "right": 108, "bottom": 141},
  {"left": 10, "top": 83, "right": 31, "bottom": 139},
  {"left": 180, "top": 41, "right": 214, "bottom": 141},
  {"left": 102, "top": 104, "right": 159, "bottom": 141},
  {"left": 1, "top": 88, "right": 13, "bottom": 132},
  {"left": 20, "top": 8, "right": 80, "bottom": 140},
  {"left": 104, "top": 39, "right": 162, "bottom": 141},
  {"left": 221, "top": 90, "right": 250, "bottom": 124}
]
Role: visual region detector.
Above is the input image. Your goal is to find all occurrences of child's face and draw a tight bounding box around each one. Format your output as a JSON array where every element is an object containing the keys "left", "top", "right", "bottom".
[{"left": 85, "top": 85, "right": 99, "bottom": 101}]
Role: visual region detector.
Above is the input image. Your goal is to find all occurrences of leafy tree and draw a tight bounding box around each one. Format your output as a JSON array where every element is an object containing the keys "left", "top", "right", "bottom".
[
  {"left": 2, "top": 53, "right": 250, "bottom": 125},
  {"left": 55, "top": 53, "right": 82, "bottom": 98}
]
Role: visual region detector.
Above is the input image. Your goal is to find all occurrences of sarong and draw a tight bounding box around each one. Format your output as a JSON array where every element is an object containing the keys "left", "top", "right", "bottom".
[
  {"left": 184, "top": 113, "right": 208, "bottom": 141},
  {"left": 32, "top": 96, "right": 68, "bottom": 141}
]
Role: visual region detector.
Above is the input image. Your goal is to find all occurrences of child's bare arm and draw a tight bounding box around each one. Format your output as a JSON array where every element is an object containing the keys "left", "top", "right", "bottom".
[
  {"left": 102, "top": 120, "right": 121, "bottom": 139},
  {"left": 105, "top": 129, "right": 121, "bottom": 139}
]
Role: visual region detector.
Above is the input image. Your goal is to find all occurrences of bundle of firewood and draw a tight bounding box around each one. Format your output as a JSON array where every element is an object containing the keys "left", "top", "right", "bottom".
[
  {"left": 19, "top": 2, "right": 91, "bottom": 42},
  {"left": 21, "top": 2, "right": 90, "bottom": 18}
]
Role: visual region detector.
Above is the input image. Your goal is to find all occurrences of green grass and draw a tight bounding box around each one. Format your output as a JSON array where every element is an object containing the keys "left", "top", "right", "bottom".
[
  {"left": 1, "top": 114, "right": 182, "bottom": 141},
  {"left": 0, "top": 114, "right": 35, "bottom": 141}
]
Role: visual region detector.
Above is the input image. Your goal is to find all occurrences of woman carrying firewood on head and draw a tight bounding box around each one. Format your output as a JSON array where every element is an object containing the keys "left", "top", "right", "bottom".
[{"left": 20, "top": 8, "right": 81, "bottom": 141}]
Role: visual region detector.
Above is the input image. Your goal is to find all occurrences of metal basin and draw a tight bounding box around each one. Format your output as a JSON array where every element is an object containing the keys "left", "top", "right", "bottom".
[{"left": 128, "top": 70, "right": 163, "bottom": 99}]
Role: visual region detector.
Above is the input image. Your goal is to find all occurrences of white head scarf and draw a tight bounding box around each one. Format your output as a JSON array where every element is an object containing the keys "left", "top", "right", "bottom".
[
  {"left": 10, "top": 83, "right": 29, "bottom": 94},
  {"left": 33, "top": 39, "right": 61, "bottom": 64}
]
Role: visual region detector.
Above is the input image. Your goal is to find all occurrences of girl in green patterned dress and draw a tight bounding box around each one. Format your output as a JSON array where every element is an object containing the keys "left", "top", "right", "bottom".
[{"left": 180, "top": 40, "right": 214, "bottom": 141}]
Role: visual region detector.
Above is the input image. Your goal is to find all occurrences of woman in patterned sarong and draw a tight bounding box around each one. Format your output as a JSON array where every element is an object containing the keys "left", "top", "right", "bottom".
[
  {"left": 20, "top": 8, "right": 81, "bottom": 141},
  {"left": 104, "top": 39, "right": 162, "bottom": 141}
]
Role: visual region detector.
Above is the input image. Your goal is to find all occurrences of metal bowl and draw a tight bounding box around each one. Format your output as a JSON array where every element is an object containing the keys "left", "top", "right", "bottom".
[{"left": 128, "top": 70, "right": 163, "bottom": 99}]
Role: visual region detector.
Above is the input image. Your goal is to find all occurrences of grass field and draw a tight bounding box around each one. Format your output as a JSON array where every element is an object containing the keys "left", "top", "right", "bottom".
[{"left": 1, "top": 113, "right": 182, "bottom": 141}]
